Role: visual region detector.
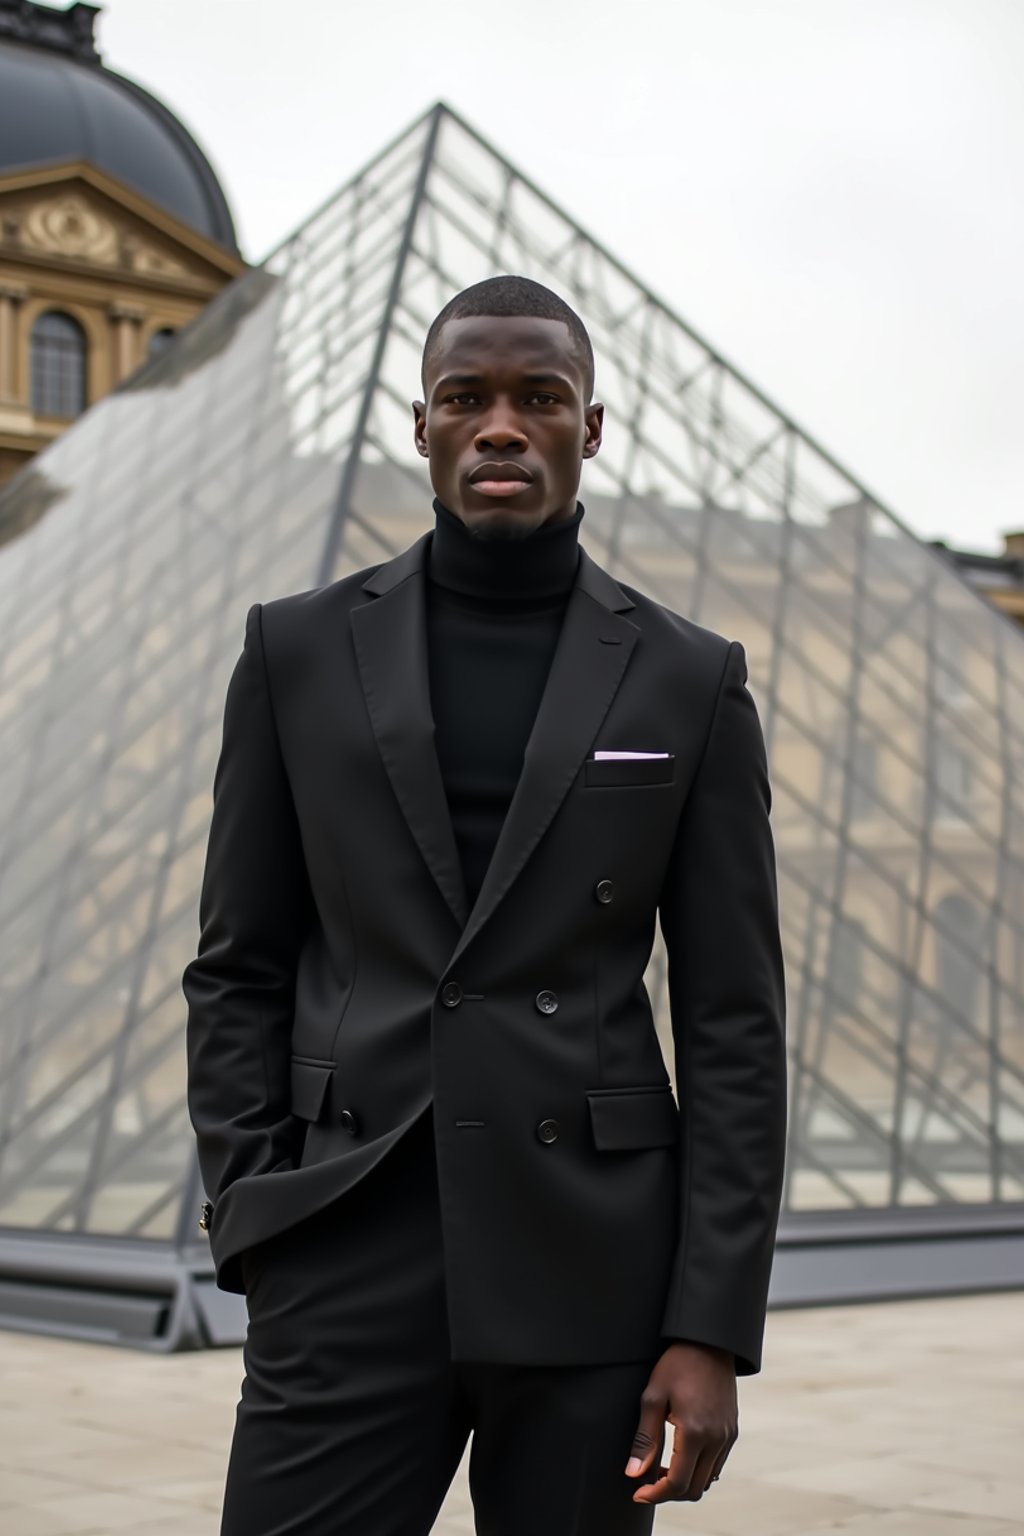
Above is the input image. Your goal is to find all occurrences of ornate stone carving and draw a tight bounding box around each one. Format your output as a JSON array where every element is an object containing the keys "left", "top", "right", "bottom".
[
  {"left": 130, "top": 243, "right": 189, "bottom": 277},
  {"left": 17, "top": 194, "right": 188, "bottom": 276},
  {"left": 24, "top": 194, "right": 117, "bottom": 262}
]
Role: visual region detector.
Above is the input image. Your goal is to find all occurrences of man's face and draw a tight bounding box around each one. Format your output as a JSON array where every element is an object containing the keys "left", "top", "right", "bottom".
[{"left": 412, "top": 315, "right": 603, "bottom": 537}]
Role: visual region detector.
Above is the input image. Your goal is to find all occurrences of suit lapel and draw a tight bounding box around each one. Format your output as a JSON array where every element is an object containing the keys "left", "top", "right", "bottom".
[
  {"left": 351, "top": 533, "right": 470, "bottom": 930},
  {"left": 446, "top": 558, "right": 638, "bottom": 969}
]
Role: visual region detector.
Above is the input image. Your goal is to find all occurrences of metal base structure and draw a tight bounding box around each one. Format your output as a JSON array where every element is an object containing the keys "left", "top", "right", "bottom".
[
  {"left": 0, "top": 1205, "right": 1021, "bottom": 1353},
  {"left": 0, "top": 1229, "right": 247, "bottom": 1352},
  {"left": 771, "top": 1204, "right": 1024, "bottom": 1307}
]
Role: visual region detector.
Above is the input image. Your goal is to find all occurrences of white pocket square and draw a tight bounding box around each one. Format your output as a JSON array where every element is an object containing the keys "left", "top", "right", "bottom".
[{"left": 592, "top": 750, "right": 671, "bottom": 760}]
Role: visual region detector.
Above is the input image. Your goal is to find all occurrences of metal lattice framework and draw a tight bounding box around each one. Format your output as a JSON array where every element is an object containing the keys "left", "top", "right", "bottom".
[{"left": 0, "top": 104, "right": 1021, "bottom": 1347}]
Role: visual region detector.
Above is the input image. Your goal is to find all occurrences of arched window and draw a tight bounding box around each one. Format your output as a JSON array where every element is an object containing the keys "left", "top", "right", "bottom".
[
  {"left": 147, "top": 327, "right": 177, "bottom": 361},
  {"left": 31, "top": 311, "right": 87, "bottom": 418}
]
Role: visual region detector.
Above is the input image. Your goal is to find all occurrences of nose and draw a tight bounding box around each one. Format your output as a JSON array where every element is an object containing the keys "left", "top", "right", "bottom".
[{"left": 474, "top": 401, "right": 528, "bottom": 453}]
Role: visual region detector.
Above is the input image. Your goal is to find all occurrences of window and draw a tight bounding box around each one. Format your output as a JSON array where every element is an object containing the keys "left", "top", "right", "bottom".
[
  {"left": 934, "top": 629, "right": 968, "bottom": 703},
  {"left": 147, "top": 327, "right": 177, "bottom": 361},
  {"left": 31, "top": 311, "right": 87, "bottom": 418},
  {"left": 934, "top": 895, "right": 983, "bottom": 1031},
  {"left": 830, "top": 914, "right": 866, "bottom": 1012},
  {"left": 934, "top": 737, "right": 972, "bottom": 819},
  {"left": 848, "top": 735, "right": 877, "bottom": 821}
]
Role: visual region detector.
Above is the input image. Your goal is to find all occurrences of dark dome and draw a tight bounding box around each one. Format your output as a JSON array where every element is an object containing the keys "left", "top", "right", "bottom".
[{"left": 0, "top": 32, "right": 240, "bottom": 255}]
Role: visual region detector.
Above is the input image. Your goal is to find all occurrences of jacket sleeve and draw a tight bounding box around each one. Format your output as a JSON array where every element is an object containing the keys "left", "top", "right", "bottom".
[
  {"left": 656, "top": 638, "right": 788, "bottom": 1376},
  {"left": 183, "top": 602, "right": 314, "bottom": 1213}
]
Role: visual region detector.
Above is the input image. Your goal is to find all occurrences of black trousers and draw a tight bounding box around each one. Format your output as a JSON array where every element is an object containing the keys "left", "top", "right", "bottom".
[{"left": 220, "top": 1104, "right": 664, "bottom": 1536}]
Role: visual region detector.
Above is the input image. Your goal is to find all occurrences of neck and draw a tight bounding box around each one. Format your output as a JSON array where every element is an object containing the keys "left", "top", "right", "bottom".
[{"left": 427, "top": 498, "right": 584, "bottom": 601}]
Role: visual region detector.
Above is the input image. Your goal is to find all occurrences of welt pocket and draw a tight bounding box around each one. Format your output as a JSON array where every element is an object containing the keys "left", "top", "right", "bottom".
[
  {"left": 583, "top": 754, "right": 675, "bottom": 787},
  {"left": 586, "top": 1083, "right": 679, "bottom": 1151},
  {"left": 290, "top": 1056, "right": 334, "bottom": 1122}
]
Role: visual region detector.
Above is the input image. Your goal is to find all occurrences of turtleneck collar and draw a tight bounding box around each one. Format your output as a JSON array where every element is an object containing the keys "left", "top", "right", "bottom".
[{"left": 427, "top": 497, "right": 584, "bottom": 602}]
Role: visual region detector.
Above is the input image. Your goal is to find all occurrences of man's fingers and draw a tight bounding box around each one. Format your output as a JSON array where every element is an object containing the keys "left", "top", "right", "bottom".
[
  {"left": 632, "top": 1424, "right": 735, "bottom": 1504},
  {"left": 624, "top": 1392, "right": 666, "bottom": 1477},
  {"left": 707, "top": 1429, "right": 736, "bottom": 1488},
  {"left": 632, "top": 1422, "right": 700, "bottom": 1504},
  {"left": 689, "top": 1441, "right": 724, "bottom": 1499},
  {"left": 632, "top": 1463, "right": 669, "bottom": 1502}
]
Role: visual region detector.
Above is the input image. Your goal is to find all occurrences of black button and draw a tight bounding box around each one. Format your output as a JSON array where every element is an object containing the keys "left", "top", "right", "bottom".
[
  {"left": 537, "top": 1119, "right": 560, "bottom": 1144},
  {"left": 595, "top": 879, "right": 615, "bottom": 904},
  {"left": 535, "top": 990, "right": 559, "bottom": 1015},
  {"left": 340, "top": 1109, "right": 360, "bottom": 1136},
  {"left": 441, "top": 981, "right": 463, "bottom": 1008}
]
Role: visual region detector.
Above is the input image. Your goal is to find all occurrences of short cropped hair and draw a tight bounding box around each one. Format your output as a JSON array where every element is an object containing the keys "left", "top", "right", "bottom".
[{"left": 421, "top": 275, "right": 595, "bottom": 401}]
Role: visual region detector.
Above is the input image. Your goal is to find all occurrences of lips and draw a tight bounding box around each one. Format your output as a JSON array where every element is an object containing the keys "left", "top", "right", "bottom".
[{"left": 468, "top": 463, "right": 535, "bottom": 498}]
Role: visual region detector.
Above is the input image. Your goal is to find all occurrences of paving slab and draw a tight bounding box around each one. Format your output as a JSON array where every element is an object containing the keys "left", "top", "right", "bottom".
[{"left": 0, "top": 1291, "right": 1019, "bottom": 1534}]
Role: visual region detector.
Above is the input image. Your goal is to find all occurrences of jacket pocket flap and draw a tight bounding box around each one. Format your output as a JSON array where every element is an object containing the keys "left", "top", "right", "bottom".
[
  {"left": 586, "top": 1085, "right": 679, "bottom": 1150},
  {"left": 290, "top": 1057, "right": 334, "bottom": 1122},
  {"left": 584, "top": 755, "right": 675, "bottom": 787}
]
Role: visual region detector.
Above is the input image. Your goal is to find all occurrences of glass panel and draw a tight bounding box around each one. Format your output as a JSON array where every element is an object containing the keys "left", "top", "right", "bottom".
[{"left": 0, "top": 105, "right": 1021, "bottom": 1251}]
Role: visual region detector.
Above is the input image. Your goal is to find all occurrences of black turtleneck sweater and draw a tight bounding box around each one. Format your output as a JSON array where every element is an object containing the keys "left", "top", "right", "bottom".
[{"left": 425, "top": 497, "right": 584, "bottom": 911}]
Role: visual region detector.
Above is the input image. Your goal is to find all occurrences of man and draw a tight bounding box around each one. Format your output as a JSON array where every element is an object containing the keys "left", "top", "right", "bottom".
[{"left": 184, "top": 275, "right": 787, "bottom": 1535}]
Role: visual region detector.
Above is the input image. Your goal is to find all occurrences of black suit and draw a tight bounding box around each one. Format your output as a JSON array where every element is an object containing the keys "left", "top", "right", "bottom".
[{"left": 183, "top": 526, "right": 787, "bottom": 1530}]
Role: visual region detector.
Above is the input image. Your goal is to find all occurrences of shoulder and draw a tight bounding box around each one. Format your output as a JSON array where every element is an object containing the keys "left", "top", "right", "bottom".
[
  {"left": 605, "top": 570, "right": 738, "bottom": 683},
  {"left": 252, "top": 528, "right": 432, "bottom": 639},
  {"left": 247, "top": 555, "right": 398, "bottom": 644}
]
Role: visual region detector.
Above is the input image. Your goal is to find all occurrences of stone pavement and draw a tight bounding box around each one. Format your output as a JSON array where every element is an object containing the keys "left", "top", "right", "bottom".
[{"left": 0, "top": 1291, "right": 1020, "bottom": 1535}]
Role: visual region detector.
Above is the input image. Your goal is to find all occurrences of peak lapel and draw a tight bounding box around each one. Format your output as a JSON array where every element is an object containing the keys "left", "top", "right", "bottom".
[
  {"left": 445, "top": 548, "right": 639, "bottom": 971},
  {"left": 350, "top": 534, "right": 469, "bottom": 930}
]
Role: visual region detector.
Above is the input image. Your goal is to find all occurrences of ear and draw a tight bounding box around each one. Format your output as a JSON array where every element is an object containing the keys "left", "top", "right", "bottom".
[
  {"left": 582, "top": 401, "right": 604, "bottom": 460},
  {"left": 412, "top": 400, "right": 428, "bottom": 458}
]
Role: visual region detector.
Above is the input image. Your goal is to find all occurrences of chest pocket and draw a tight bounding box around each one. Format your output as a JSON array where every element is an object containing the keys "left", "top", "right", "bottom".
[{"left": 584, "top": 755, "right": 675, "bottom": 787}]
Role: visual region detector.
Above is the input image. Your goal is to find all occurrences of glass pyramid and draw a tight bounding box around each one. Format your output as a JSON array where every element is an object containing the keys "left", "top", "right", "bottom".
[{"left": 1, "top": 104, "right": 1021, "bottom": 1346}]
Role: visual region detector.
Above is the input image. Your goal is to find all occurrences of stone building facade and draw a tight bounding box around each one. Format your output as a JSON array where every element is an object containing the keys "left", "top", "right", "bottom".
[{"left": 0, "top": 0, "right": 243, "bottom": 490}]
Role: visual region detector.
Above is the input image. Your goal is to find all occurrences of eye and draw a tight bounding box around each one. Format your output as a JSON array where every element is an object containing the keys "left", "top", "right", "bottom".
[
  {"left": 528, "top": 392, "right": 560, "bottom": 406},
  {"left": 447, "top": 392, "right": 479, "bottom": 407}
]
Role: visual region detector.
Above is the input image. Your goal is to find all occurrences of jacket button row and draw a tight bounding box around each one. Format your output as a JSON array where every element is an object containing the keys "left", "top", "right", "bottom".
[
  {"left": 340, "top": 1109, "right": 360, "bottom": 1136},
  {"left": 595, "top": 878, "right": 615, "bottom": 904},
  {"left": 440, "top": 981, "right": 463, "bottom": 1008},
  {"left": 536, "top": 1118, "right": 560, "bottom": 1144},
  {"left": 534, "top": 990, "right": 559, "bottom": 1015}
]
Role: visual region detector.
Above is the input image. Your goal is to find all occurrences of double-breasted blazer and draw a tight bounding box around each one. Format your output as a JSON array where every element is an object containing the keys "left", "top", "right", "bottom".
[{"left": 183, "top": 526, "right": 787, "bottom": 1373}]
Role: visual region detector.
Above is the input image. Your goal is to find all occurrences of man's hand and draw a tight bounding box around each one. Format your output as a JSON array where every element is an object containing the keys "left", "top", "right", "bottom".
[{"left": 625, "top": 1340, "right": 737, "bottom": 1504}]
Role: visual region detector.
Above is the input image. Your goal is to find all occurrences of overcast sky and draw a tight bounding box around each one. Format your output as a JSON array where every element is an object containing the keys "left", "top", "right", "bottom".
[{"left": 99, "top": 0, "right": 1023, "bottom": 552}]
